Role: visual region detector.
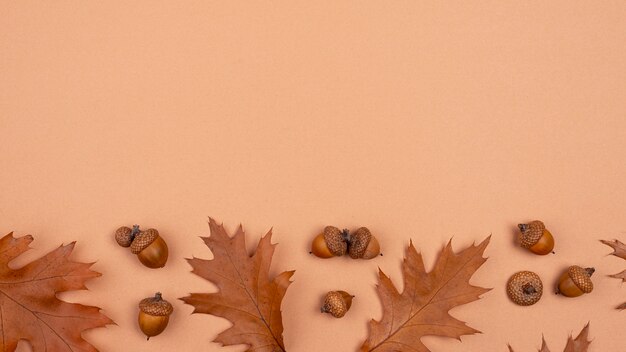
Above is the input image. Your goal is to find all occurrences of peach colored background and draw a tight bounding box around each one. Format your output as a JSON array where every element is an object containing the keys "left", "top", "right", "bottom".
[{"left": 2, "top": 2, "right": 626, "bottom": 351}]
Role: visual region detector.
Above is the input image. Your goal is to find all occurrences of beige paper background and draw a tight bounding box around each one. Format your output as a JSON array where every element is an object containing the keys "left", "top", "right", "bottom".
[{"left": 2, "top": 2, "right": 626, "bottom": 351}]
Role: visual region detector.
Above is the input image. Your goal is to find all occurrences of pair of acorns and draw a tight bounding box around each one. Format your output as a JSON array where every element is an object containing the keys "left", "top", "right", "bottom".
[
  {"left": 310, "top": 226, "right": 381, "bottom": 259},
  {"left": 507, "top": 220, "right": 595, "bottom": 306},
  {"left": 507, "top": 266, "right": 595, "bottom": 306},
  {"left": 115, "top": 226, "right": 173, "bottom": 339},
  {"left": 115, "top": 225, "right": 169, "bottom": 268}
]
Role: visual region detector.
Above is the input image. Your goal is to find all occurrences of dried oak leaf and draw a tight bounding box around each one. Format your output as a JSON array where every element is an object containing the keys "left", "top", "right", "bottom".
[
  {"left": 180, "top": 218, "right": 294, "bottom": 352},
  {"left": 0, "top": 232, "right": 113, "bottom": 352},
  {"left": 508, "top": 323, "right": 591, "bottom": 352},
  {"left": 600, "top": 239, "right": 626, "bottom": 308},
  {"left": 360, "top": 236, "right": 491, "bottom": 352},
  {"left": 600, "top": 239, "right": 626, "bottom": 260}
]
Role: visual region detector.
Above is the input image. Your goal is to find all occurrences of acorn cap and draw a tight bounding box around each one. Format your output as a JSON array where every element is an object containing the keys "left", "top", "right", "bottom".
[
  {"left": 518, "top": 220, "right": 545, "bottom": 248},
  {"left": 348, "top": 227, "right": 371, "bottom": 259},
  {"left": 115, "top": 226, "right": 134, "bottom": 247},
  {"left": 321, "top": 291, "right": 353, "bottom": 318},
  {"left": 323, "top": 226, "right": 347, "bottom": 257},
  {"left": 139, "top": 293, "right": 173, "bottom": 316},
  {"left": 568, "top": 266, "right": 594, "bottom": 293},
  {"left": 507, "top": 271, "right": 543, "bottom": 306},
  {"left": 131, "top": 228, "right": 160, "bottom": 254}
]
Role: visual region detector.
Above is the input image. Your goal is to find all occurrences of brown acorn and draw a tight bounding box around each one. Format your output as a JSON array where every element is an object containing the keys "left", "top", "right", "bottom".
[
  {"left": 310, "top": 226, "right": 349, "bottom": 258},
  {"left": 518, "top": 220, "right": 555, "bottom": 255},
  {"left": 556, "top": 266, "right": 594, "bottom": 297},
  {"left": 130, "top": 228, "right": 169, "bottom": 268},
  {"left": 321, "top": 290, "right": 354, "bottom": 318},
  {"left": 115, "top": 225, "right": 137, "bottom": 247},
  {"left": 348, "top": 227, "right": 381, "bottom": 259},
  {"left": 507, "top": 271, "right": 543, "bottom": 306},
  {"left": 138, "top": 292, "right": 173, "bottom": 340}
]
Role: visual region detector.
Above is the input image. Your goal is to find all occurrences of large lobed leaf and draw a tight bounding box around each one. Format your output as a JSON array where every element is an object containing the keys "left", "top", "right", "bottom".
[
  {"left": 508, "top": 323, "right": 591, "bottom": 352},
  {"left": 180, "top": 218, "right": 294, "bottom": 352},
  {"left": 360, "top": 236, "right": 491, "bottom": 352},
  {"left": 0, "top": 232, "right": 113, "bottom": 352}
]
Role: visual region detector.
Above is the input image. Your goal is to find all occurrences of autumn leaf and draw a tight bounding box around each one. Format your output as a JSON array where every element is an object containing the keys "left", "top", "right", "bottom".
[
  {"left": 180, "top": 218, "right": 294, "bottom": 352},
  {"left": 0, "top": 232, "right": 113, "bottom": 352},
  {"left": 360, "top": 236, "right": 491, "bottom": 352},
  {"left": 608, "top": 269, "right": 626, "bottom": 283},
  {"left": 508, "top": 323, "right": 591, "bottom": 352},
  {"left": 600, "top": 239, "right": 626, "bottom": 308},
  {"left": 600, "top": 239, "right": 626, "bottom": 260}
]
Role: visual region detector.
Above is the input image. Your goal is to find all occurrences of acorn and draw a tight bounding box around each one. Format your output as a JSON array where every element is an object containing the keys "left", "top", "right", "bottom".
[
  {"left": 518, "top": 220, "right": 555, "bottom": 255},
  {"left": 507, "top": 271, "right": 543, "bottom": 306},
  {"left": 130, "top": 228, "right": 169, "bottom": 268},
  {"left": 310, "top": 226, "right": 349, "bottom": 258},
  {"left": 115, "top": 225, "right": 137, "bottom": 247},
  {"left": 348, "top": 227, "right": 381, "bottom": 259},
  {"left": 138, "top": 292, "right": 173, "bottom": 340},
  {"left": 321, "top": 290, "right": 354, "bottom": 318},
  {"left": 556, "top": 266, "right": 594, "bottom": 297}
]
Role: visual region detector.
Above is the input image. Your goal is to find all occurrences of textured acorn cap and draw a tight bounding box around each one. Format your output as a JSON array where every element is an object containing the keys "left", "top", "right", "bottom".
[
  {"left": 131, "top": 228, "right": 160, "bottom": 254},
  {"left": 348, "top": 227, "right": 372, "bottom": 259},
  {"left": 139, "top": 293, "right": 173, "bottom": 316},
  {"left": 518, "top": 220, "right": 546, "bottom": 248},
  {"left": 323, "top": 226, "right": 347, "bottom": 257},
  {"left": 115, "top": 226, "right": 134, "bottom": 247},
  {"left": 321, "top": 291, "right": 352, "bottom": 318},
  {"left": 507, "top": 271, "right": 543, "bottom": 306},
  {"left": 568, "top": 266, "right": 594, "bottom": 293}
]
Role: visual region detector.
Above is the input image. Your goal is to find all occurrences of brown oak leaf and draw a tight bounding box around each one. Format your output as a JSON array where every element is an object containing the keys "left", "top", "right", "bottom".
[
  {"left": 608, "top": 269, "right": 626, "bottom": 283},
  {"left": 600, "top": 239, "right": 626, "bottom": 260},
  {"left": 360, "top": 236, "right": 491, "bottom": 352},
  {"left": 0, "top": 232, "right": 113, "bottom": 352},
  {"left": 508, "top": 323, "right": 591, "bottom": 352},
  {"left": 180, "top": 218, "right": 294, "bottom": 352},
  {"left": 600, "top": 239, "right": 626, "bottom": 308}
]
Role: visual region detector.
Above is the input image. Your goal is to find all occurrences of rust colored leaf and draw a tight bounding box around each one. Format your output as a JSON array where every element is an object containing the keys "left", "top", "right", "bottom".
[
  {"left": 0, "top": 232, "right": 113, "bottom": 352},
  {"left": 563, "top": 323, "right": 591, "bottom": 352},
  {"left": 600, "top": 239, "right": 626, "bottom": 309},
  {"left": 508, "top": 323, "right": 591, "bottom": 352},
  {"left": 180, "top": 218, "right": 294, "bottom": 352},
  {"left": 509, "top": 339, "right": 549, "bottom": 352},
  {"left": 600, "top": 239, "right": 626, "bottom": 260},
  {"left": 608, "top": 269, "right": 626, "bottom": 283},
  {"left": 360, "top": 236, "right": 491, "bottom": 352}
]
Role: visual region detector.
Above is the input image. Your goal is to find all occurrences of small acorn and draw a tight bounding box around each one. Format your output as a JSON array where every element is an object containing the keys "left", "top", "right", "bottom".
[
  {"left": 115, "top": 225, "right": 169, "bottom": 268},
  {"left": 518, "top": 220, "right": 555, "bottom": 255},
  {"left": 115, "top": 225, "right": 136, "bottom": 247},
  {"left": 321, "top": 290, "right": 354, "bottom": 318},
  {"left": 138, "top": 292, "right": 173, "bottom": 340},
  {"left": 556, "top": 266, "right": 594, "bottom": 297},
  {"left": 310, "top": 226, "right": 349, "bottom": 258},
  {"left": 348, "top": 227, "right": 381, "bottom": 259},
  {"left": 507, "top": 271, "right": 543, "bottom": 306}
]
